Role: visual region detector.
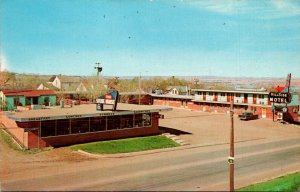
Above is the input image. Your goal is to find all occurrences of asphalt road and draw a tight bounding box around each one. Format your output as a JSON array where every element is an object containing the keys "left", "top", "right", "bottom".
[{"left": 2, "top": 137, "right": 300, "bottom": 191}]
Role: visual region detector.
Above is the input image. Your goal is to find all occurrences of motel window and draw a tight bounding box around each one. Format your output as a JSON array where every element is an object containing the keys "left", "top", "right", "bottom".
[
  {"left": 25, "top": 97, "right": 31, "bottom": 105},
  {"left": 33, "top": 97, "right": 38, "bottom": 104},
  {"left": 107, "top": 116, "right": 121, "bottom": 130},
  {"left": 25, "top": 97, "right": 38, "bottom": 105},
  {"left": 90, "top": 117, "right": 106, "bottom": 132},
  {"left": 235, "top": 94, "right": 241, "bottom": 97},
  {"left": 41, "top": 120, "right": 56, "bottom": 137},
  {"left": 221, "top": 93, "right": 225, "bottom": 96},
  {"left": 44, "top": 97, "right": 50, "bottom": 105},
  {"left": 293, "top": 108, "right": 298, "bottom": 113},
  {"left": 71, "top": 118, "right": 90, "bottom": 134},
  {"left": 134, "top": 113, "right": 151, "bottom": 127},
  {"left": 120, "top": 115, "right": 134, "bottom": 129},
  {"left": 56, "top": 119, "right": 71, "bottom": 136},
  {"left": 209, "top": 92, "right": 213, "bottom": 96},
  {"left": 259, "top": 95, "right": 265, "bottom": 99},
  {"left": 14, "top": 97, "right": 22, "bottom": 106}
]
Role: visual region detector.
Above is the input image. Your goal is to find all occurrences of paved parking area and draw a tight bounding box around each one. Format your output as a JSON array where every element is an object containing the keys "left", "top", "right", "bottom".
[{"left": 160, "top": 108, "right": 300, "bottom": 146}]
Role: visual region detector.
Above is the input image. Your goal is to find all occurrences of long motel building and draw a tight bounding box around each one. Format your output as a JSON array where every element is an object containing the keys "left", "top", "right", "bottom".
[{"left": 152, "top": 89, "right": 299, "bottom": 122}]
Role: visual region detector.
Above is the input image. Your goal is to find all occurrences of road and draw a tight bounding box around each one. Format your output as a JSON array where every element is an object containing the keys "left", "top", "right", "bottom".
[{"left": 2, "top": 137, "right": 300, "bottom": 191}]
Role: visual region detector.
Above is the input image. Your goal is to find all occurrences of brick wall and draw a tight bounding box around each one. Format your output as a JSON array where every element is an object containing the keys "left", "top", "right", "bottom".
[
  {"left": 153, "top": 99, "right": 165, "bottom": 106},
  {"left": 168, "top": 100, "right": 181, "bottom": 108},
  {"left": 284, "top": 107, "right": 299, "bottom": 122}
]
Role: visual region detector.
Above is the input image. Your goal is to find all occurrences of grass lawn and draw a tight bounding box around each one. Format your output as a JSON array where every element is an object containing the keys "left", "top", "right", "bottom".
[
  {"left": 0, "top": 129, "right": 22, "bottom": 151},
  {"left": 238, "top": 171, "right": 300, "bottom": 191},
  {"left": 0, "top": 129, "right": 48, "bottom": 154},
  {"left": 70, "top": 135, "right": 180, "bottom": 154}
]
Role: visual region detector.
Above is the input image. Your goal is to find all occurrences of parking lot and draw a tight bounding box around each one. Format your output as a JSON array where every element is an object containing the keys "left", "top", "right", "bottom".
[{"left": 160, "top": 108, "right": 300, "bottom": 146}]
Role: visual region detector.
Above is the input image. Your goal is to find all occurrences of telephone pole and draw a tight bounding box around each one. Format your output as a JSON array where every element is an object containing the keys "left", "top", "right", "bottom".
[
  {"left": 139, "top": 72, "right": 141, "bottom": 105},
  {"left": 229, "top": 100, "right": 235, "bottom": 191},
  {"left": 95, "top": 62, "right": 102, "bottom": 78}
]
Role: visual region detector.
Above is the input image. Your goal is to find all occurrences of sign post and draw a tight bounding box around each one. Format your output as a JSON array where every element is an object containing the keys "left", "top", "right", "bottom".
[
  {"left": 272, "top": 104, "right": 275, "bottom": 122},
  {"left": 269, "top": 73, "right": 292, "bottom": 122}
]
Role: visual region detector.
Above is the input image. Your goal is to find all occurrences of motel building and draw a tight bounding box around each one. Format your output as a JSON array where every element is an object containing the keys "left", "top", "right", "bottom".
[
  {"left": 1, "top": 103, "right": 171, "bottom": 149},
  {"left": 152, "top": 89, "right": 299, "bottom": 122},
  {"left": 0, "top": 90, "right": 57, "bottom": 111}
]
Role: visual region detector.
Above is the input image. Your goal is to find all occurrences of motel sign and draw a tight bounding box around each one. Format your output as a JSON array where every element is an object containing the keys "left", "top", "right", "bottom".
[{"left": 269, "top": 92, "right": 292, "bottom": 104}]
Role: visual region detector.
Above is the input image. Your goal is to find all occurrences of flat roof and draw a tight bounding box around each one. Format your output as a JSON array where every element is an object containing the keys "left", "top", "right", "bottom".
[
  {"left": 1, "top": 89, "right": 56, "bottom": 97},
  {"left": 191, "top": 99, "right": 271, "bottom": 107},
  {"left": 5, "top": 103, "right": 172, "bottom": 122},
  {"left": 150, "top": 94, "right": 193, "bottom": 100},
  {"left": 191, "top": 89, "right": 270, "bottom": 95}
]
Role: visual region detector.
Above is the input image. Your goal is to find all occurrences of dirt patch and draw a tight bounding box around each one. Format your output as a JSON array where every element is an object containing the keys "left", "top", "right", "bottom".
[{"left": 0, "top": 134, "right": 95, "bottom": 181}]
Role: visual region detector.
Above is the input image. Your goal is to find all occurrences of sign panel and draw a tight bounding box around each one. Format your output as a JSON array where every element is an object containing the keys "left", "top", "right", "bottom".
[
  {"left": 96, "top": 90, "right": 119, "bottom": 111},
  {"left": 96, "top": 98, "right": 116, "bottom": 105},
  {"left": 282, "top": 107, "right": 288, "bottom": 113},
  {"left": 269, "top": 92, "right": 292, "bottom": 103}
]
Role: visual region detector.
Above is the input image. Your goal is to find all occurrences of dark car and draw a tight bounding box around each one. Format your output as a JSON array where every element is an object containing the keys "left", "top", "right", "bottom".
[{"left": 238, "top": 112, "right": 259, "bottom": 121}]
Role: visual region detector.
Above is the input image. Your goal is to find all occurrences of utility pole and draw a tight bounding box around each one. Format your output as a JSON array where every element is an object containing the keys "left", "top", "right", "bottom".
[
  {"left": 229, "top": 100, "right": 235, "bottom": 191},
  {"left": 95, "top": 62, "right": 102, "bottom": 78},
  {"left": 139, "top": 72, "right": 141, "bottom": 105}
]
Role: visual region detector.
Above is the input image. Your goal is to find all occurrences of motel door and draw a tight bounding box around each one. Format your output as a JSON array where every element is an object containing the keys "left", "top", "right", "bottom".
[
  {"left": 253, "top": 94, "right": 257, "bottom": 104},
  {"left": 244, "top": 94, "right": 248, "bottom": 104},
  {"left": 262, "top": 108, "right": 267, "bottom": 118}
]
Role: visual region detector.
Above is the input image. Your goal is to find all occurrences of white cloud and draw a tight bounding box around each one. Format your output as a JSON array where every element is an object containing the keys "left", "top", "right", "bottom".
[
  {"left": 183, "top": 0, "right": 300, "bottom": 19},
  {"left": 183, "top": 0, "right": 248, "bottom": 14},
  {"left": 0, "top": 52, "right": 8, "bottom": 72},
  {"left": 270, "top": 0, "right": 300, "bottom": 17}
]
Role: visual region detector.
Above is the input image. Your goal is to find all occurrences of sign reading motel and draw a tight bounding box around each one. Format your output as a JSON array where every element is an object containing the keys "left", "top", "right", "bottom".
[{"left": 269, "top": 92, "right": 292, "bottom": 103}]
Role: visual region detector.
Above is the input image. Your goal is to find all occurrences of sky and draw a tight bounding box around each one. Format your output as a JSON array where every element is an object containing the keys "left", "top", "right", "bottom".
[{"left": 1, "top": 0, "right": 300, "bottom": 77}]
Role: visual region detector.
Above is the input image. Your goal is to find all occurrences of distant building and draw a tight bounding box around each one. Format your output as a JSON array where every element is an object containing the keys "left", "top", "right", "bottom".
[
  {"left": 49, "top": 75, "right": 83, "bottom": 91},
  {"left": 166, "top": 86, "right": 190, "bottom": 95},
  {"left": 38, "top": 75, "right": 86, "bottom": 91},
  {"left": 37, "top": 75, "right": 94, "bottom": 102},
  {"left": 119, "top": 92, "right": 152, "bottom": 105},
  {"left": 37, "top": 83, "right": 59, "bottom": 91}
]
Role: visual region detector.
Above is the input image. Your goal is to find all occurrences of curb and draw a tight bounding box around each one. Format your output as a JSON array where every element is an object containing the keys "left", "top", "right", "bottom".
[{"left": 76, "top": 137, "right": 269, "bottom": 158}]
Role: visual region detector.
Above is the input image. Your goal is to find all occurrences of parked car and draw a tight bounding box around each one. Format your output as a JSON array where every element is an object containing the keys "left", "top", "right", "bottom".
[{"left": 238, "top": 112, "right": 259, "bottom": 121}]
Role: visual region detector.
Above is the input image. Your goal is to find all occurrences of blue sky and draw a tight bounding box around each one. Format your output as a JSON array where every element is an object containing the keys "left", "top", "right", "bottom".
[{"left": 1, "top": 0, "right": 300, "bottom": 77}]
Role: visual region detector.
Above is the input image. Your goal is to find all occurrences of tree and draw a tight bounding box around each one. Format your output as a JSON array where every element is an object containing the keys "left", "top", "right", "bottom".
[
  {"left": 0, "top": 71, "right": 16, "bottom": 89},
  {"left": 86, "top": 76, "right": 106, "bottom": 102}
]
